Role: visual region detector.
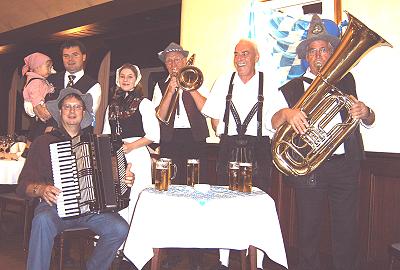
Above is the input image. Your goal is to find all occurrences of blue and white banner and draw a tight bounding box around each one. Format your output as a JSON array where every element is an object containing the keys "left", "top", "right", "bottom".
[{"left": 246, "top": 0, "right": 341, "bottom": 87}]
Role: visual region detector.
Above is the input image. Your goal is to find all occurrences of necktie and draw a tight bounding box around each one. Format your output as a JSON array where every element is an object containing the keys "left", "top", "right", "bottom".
[{"left": 67, "top": 75, "right": 76, "bottom": 87}]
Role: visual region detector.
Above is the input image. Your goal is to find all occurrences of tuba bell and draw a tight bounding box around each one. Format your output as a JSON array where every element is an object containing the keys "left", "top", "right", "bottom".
[
  {"left": 156, "top": 54, "right": 203, "bottom": 126},
  {"left": 271, "top": 11, "right": 392, "bottom": 176}
]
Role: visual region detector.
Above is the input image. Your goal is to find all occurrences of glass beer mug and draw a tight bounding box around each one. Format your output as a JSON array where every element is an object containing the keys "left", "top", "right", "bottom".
[
  {"left": 238, "top": 162, "right": 252, "bottom": 193},
  {"left": 186, "top": 159, "right": 200, "bottom": 187},
  {"left": 153, "top": 159, "right": 177, "bottom": 191},
  {"left": 228, "top": 161, "right": 239, "bottom": 191},
  {"left": 159, "top": 158, "right": 177, "bottom": 186}
]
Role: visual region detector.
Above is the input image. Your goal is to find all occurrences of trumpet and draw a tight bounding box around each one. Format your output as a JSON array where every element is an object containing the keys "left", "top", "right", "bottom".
[{"left": 156, "top": 54, "right": 203, "bottom": 126}]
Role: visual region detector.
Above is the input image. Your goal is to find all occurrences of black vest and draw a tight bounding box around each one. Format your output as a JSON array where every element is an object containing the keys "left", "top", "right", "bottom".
[
  {"left": 279, "top": 73, "right": 365, "bottom": 161},
  {"left": 157, "top": 75, "right": 209, "bottom": 142},
  {"left": 107, "top": 92, "right": 146, "bottom": 139},
  {"left": 45, "top": 71, "right": 98, "bottom": 130},
  {"left": 46, "top": 71, "right": 97, "bottom": 102}
]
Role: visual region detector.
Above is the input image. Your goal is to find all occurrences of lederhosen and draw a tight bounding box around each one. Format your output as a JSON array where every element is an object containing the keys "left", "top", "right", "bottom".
[{"left": 217, "top": 72, "right": 272, "bottom": 192}]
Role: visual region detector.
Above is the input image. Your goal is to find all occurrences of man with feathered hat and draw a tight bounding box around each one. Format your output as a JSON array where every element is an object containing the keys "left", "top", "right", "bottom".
[{"left": 271, "top": 14, "right": 375, "bottom": 270}]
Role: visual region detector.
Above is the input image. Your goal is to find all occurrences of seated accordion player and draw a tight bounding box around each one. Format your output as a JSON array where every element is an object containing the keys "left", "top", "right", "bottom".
[{"left": 49, "top": 133, "right": 130, "bottom": 218}]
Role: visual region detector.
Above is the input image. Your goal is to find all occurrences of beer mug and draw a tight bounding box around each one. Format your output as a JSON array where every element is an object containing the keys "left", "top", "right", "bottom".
[
  {"left": 154, "top": 160, "right": 169, "bottom": 191},
  {"left": 238, "top": 162, "right": 252, "bottom": 193},
  {"left": 187, "top": 159, "right": 200, "bottom": 187},
  {"left": 159, "top": 158, "right": 177, "bottom": 186},
  {"left": 228, "top": 161, "right": 239, "bottom": 191}
]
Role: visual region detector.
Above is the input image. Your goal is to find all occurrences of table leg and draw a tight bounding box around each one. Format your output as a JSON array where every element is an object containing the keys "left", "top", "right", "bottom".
[
  {"left": 240, "top": 250, "right": 247, "bottom": 270},
  {"left": 249, "top": 245, "right": 257, "bottom": 270},
  {"left": 151, "top": 248, "right": 161, "bottom": 270}
]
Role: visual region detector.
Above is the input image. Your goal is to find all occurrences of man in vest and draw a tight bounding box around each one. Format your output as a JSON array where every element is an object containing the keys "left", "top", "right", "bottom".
[
  {"left": 202, "top": 39, "right": 286, "bottom": 270},
  {"left": 152, "top": 42, "right": 209, "bottom": 185},
  {"left": 152, "top": 42, "right": 209, "bottom": 270},
  {"left": 271, "top": 14, "right": 375, "bottom": 270},
  {"left": 30, "top": 39, "right": 101, "bottom": 135}
]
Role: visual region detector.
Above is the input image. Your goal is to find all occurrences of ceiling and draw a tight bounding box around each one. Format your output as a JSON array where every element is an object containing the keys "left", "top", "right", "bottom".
[
  {"left": 0, "top": 0, "right": 181, "bottom": 55},
  {"left": 0, "top": 0, "right": 111, "bottom": 34}
]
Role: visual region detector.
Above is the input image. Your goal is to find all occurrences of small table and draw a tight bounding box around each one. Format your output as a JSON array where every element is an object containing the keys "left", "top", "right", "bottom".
[
  {"left": 123, "top": 185, "right": 288, "bottom": 269},
  {"left": 0, "top": 158, "right": 25, "bottom": 185}
]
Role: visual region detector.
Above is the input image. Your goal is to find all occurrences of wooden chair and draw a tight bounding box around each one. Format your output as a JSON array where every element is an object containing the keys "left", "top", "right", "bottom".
[
  {"left": 389, "top": 242, "right": 400, "bottom": 270},
  {"left": 0, "top": 191, "right": 33, "bottom": 251},
  {"left": 52, "top": 227, "right": 96, "bottom": 270}
]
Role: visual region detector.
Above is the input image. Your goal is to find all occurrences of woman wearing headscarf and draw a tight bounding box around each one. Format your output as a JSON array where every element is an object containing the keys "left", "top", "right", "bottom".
[{"left": 102, "top": 63, "right": 160, "bottom": 225}]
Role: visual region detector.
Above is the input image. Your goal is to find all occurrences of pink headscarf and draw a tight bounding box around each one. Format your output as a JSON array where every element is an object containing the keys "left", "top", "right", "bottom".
[{"left": 22, "top": 52, "right": 51, "bottom": 76}]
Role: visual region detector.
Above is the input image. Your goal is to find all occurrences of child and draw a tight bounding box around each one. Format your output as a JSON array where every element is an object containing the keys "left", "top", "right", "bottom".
[{"left": 22, "top": 52, "right": 55, "bottom": 141}]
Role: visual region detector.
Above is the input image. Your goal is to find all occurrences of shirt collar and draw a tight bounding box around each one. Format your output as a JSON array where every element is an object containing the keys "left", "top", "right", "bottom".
[
  {"left": 304, "top": 68, "right": 317, "bottom": 80},
  {"left": 233, "top": 71, "right": 259, "bottom": 85},
  {"left": 65, "top": 69, "right": 84, "bottom": 81}
]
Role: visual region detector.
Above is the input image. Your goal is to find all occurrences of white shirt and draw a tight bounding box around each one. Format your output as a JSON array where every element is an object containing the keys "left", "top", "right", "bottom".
[
  {"left": 202, "top": 71, "right": 287, "bottom": 137},
  {"left": 65, "top": 70, "right": 102, "bottom": 114},
  {"left": 152, "top": 77, "right": 209, "bottom": 128},
  {"left": 23, "top": 69, "right": 102, "bottom": 118},
  {"left": 102, "top": 97, "right": 160, "bottom": 143}
]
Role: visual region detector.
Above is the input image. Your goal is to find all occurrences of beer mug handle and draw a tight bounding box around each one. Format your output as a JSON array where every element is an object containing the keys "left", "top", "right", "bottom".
[{"left": 171, "top": 164, "right": 177, "bottom": 180}]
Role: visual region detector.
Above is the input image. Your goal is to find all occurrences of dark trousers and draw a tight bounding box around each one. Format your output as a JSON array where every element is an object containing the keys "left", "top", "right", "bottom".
[
  {"left": 159, "top": 129, "right": 207, "bottom": 266},
  {"left": 217, "top": 135, "right": 272, "bottom": 192},
  {"left": 160, "top": 128, "right": 207, "bottom": 185},
  {"left": 287, "top": 157, "right": 360, "bottom": 270}
]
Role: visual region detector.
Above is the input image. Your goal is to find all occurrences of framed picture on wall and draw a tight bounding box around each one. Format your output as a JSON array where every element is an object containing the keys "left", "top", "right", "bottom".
[{"left": 257, "top": 0, "right": 342, "bottom": 22}]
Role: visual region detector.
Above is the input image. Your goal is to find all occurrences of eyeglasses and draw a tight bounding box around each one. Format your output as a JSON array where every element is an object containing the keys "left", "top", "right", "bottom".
[
  {"left": 62, "top": 104, "right": 83, "bottom": 111},
  {"left": 307, "top": 47, "right": 330, "bottom": 56},
  {"left": 165, "top": 58, "right": 184, "bottom": 65}
]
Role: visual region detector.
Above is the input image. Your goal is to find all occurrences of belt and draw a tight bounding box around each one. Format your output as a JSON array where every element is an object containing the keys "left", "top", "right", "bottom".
[{"left": 326, "top": 154, "right": 345, "bottom": 161}]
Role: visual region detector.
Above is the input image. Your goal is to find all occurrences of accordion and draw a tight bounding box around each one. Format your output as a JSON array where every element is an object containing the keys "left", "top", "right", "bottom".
[{"left": 49, "top": 134, "right": 130, "bottom": 218}]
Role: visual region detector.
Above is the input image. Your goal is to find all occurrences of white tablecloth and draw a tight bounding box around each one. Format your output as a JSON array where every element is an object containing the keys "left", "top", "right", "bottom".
[
  {"left": 0, "top": 158, "right": 25, "bottom": 185},
  {"left": 124, "top": 185, "right": 288, "bottom": 269}
]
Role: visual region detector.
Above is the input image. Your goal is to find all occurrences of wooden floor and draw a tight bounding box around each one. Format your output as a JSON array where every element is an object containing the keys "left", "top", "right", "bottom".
[
  {"left": 1, "top": 196, "right": 394, "bottom": 270},
  {"left": 0, "top": 208, "right": 287, "bottom": 270}
]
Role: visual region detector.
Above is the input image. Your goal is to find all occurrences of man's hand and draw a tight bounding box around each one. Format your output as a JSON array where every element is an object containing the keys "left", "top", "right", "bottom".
[
  {"left": 37, "top": 184, "right": 61, "bottom": 206},
  {"left": 348, "top": 95, "right": 370, "bottom": 120},
  {"left": 166, "top": 76, "right": 179, "bottom": 95},
  {"left": 33, "top": 104, "right": 52, "bottom": 122},
  {"left": 284, "top": 108, "right": 309, "bottom": 134},
  {"left": 125, "top": 163, "right": 135, "bottom": 187},
  {"left": 348, "top": 95, "right": 375, "bottom": 126}
]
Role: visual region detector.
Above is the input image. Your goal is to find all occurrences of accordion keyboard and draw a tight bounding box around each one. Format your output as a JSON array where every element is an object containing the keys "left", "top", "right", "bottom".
[{"left": 50, "top": 141, "right": 81, "bottom": 218}]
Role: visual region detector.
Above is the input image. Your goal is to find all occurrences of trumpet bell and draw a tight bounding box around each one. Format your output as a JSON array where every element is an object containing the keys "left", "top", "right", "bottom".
[{"left": 178, "top": 66, "right": 203, "bottom": 91}]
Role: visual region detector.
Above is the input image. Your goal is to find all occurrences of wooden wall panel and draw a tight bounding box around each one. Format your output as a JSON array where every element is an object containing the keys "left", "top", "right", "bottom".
[{"left": 206, "top": 147, "right": 400, "bottom": 269}]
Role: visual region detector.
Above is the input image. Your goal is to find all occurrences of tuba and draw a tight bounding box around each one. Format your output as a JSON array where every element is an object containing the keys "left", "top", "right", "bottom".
[
  {"left": 272, "top": 11, "right": 392, "bottom": 176},
  {"left": 156, "top": 54, "right": 203, "bottom": 126}
]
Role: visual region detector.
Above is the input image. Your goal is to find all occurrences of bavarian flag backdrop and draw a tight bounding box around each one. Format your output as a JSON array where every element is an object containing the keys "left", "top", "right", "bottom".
[{"left": 246, "top": 0, "right": 345, "bottom": 87}]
